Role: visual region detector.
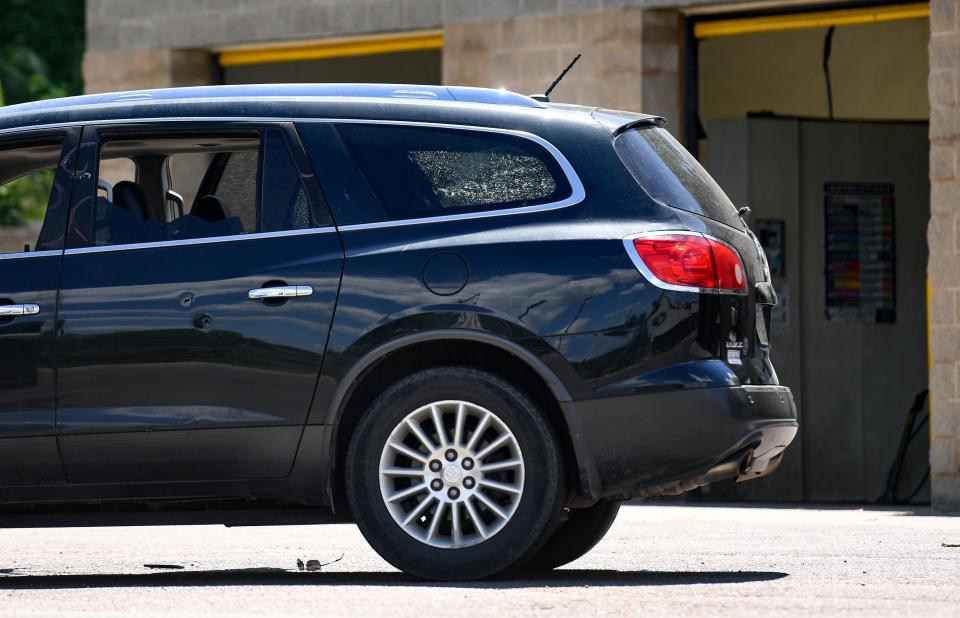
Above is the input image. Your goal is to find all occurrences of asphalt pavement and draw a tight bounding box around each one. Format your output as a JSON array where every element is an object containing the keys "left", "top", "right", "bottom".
[{"left": 0, "top": 503, "right": 957, "bottom": 617}]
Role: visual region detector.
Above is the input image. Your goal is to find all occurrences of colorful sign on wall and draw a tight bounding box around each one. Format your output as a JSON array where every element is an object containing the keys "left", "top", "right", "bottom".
[{"left": 824, "top": 182, "right": 896, "bottom": 324}]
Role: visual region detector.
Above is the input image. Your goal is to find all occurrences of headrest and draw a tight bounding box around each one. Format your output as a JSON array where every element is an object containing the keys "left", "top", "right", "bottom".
[
  {"left": 191, "top": 194, "right": 231, "bottom": 224},
  {"left": 112, "top": 181, "right": 149, "bottom": 219}
]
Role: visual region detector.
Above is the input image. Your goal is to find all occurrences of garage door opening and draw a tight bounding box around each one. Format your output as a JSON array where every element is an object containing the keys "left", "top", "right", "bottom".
[
  {"left": 689, "top": 3, "right": 931, "bottom": 504},
  {"left": 217, "top": 30, "right": 443, "bottom": 86}
]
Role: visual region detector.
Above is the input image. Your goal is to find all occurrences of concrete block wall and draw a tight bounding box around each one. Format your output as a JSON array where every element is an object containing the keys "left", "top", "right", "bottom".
[
  {"left": 86, "top": 0, "right": 444, "bottom": 51},
  {"left": 82, "top": 49, "right": 212, "bottom": 94},
  {"left": 84, "top": 0, "right": 752, "bottom": 52},
  {"left": 84, "top": 1, "right": 685, "bottom": 127},
  {"left": 443, "top": 8, "right": 682, "bottom": 133},
  {"left": 929, "top": 0, "right": 960, "bottom": 510}
]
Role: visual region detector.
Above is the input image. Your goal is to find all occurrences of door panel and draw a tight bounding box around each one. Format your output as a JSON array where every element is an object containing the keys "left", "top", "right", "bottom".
[
  {"left": 0, "top": 128, "right": 79, "bottom": 485},
  {"left": 0, "top": 254, "right": 65, "bottom": 485},
  {"left": 56, "top": 122, "right": 343, "bottom": 484}
]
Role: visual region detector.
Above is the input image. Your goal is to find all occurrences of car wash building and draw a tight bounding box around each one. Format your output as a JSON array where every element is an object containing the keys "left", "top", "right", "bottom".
[{"left": 82, "top": 0, "right": 958, "bottom": 509}]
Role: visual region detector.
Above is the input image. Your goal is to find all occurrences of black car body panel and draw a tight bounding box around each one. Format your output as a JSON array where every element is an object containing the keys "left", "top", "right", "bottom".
[
  {"left": 0, "top": 85, "right": 796, "bottom": 521},
  {"left": 0, "top": 126, "right": 80, "bottom": 487},
  {"left": 564, "top": 385, "right": 797, "bottom": 498}
]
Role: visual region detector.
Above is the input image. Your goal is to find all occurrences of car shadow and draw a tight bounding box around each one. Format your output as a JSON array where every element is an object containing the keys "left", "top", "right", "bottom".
[
  {"left": 635, "top": 500, "right": 939, "bottom": 517},
  {"left": 0, "top": 568, "right": 788, "bottom": 590}
]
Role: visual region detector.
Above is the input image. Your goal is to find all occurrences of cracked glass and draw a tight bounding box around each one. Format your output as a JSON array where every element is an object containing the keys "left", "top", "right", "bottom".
[{"left": 335, "top": 123, "right": 572, "bottom": 222}]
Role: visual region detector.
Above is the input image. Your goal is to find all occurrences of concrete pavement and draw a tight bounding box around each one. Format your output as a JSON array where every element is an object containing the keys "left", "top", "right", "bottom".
[{"left": 0, "top": 504, "right": 957, "bottom": 617}]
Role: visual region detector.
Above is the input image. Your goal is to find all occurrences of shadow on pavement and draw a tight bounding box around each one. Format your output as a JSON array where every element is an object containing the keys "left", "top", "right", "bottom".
[
  {"left": 626, "top": 501, "right": 940, "bottom": 517},
  {"left": 0, "top": 568, "right": 788, "bottom": 589}
]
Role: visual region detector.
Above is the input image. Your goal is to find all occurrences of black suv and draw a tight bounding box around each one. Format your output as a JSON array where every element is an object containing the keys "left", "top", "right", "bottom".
[{"left": 0, "top": 84, "right": 796, "bottom": 580}]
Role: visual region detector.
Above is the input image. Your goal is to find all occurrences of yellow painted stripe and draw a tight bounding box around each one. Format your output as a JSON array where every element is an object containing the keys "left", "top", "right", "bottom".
[
  {"left": 694, "top": 2, "right": 930, "bottom": 39},
  {"left": 219, "top": 30, "right": 443, "bottom": 67},
  {"left": 927, "top": 277, "right": 932, "bottom": 374}
]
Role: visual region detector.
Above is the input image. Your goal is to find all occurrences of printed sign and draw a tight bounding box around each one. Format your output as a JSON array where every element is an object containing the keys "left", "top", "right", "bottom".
[{"left": 824, "top": 182, "right": 896, "bottom": 323}]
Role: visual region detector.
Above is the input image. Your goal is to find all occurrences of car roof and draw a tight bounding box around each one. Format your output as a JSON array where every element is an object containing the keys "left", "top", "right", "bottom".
[
  {"left": 2, "top": 84, "right": 546, "bottom": 116},
  {"left": 0, "top": 83, "right": 665, "bottom": 134}
]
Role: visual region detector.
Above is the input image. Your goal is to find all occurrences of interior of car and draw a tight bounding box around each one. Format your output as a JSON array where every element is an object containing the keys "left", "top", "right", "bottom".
[
  {"left": 0, "top": 142, "right": 62, "bottom": 186},
  {"left": 94, "top": 134, "right": 262, "bottom": 246}
]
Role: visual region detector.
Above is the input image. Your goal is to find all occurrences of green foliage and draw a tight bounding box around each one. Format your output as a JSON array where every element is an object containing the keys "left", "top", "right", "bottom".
[
  {"left": 0, "top": 170, "right": 54, "bottom": 226},
  {"left": 0, "top": 0, "right": 83, "bottom": 225},
  {"left": 0, "top": 0, "right": 85, "bottom": 104},
  {"left": 0, "top": 46, "right": 68, "bottom": 106}
]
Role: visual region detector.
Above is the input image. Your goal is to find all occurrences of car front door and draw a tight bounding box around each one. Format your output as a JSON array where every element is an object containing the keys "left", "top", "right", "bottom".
[
  {"left": 0, "top": 128, "right": 79, "bottom": 486},
  {"left": 55, "top": 121, "right": 343, "bottom": 484}
]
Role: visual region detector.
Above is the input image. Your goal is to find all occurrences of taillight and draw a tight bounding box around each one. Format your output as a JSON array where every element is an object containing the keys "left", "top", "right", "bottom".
[
  {"left": 631, "top": 234, "right": 716, "bottom": 289},
  {"left": 708, "top": 238, "right": 746, "bottom": 291},
  {"left": 628, "top": 233, "right": 746, "bottom": 293}
]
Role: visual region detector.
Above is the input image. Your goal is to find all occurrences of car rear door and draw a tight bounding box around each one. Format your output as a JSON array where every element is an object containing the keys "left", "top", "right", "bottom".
[
  {"left": 55, "top": 121, "right": 343, "bottom": 484},
  {"left": 0, "top": 127, "right": 79, "bottom": 486}
]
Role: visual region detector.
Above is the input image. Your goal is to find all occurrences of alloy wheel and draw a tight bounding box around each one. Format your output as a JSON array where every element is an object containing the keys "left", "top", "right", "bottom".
[{"left": 378, "top": 400, "right": 525, "bottom": 549}]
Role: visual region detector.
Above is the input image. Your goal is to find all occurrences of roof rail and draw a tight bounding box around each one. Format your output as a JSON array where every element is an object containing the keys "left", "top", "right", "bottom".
[{"left": 0, "top": 84, "right": 546, "bottom": 116}]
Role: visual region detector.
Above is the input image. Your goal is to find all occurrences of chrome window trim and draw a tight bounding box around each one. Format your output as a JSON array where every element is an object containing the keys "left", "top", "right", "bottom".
[
  {"left": 0, "top": 249, "right": 63, "bottom": 261},
  {"left": 1, "top": 115, "right": 585, "bottom": 241},
  {"left": 299, "top": 118, "right": 586, "bottom": 232},
  {"left": 622, "top": 230, "right": 749, "bottom": 296},
  {"left": 63, "top": 226, "right": 337, "bottom": 256}
]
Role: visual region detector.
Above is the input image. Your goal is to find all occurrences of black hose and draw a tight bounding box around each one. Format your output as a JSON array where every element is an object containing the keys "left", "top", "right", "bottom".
[
  {"left": 908, "top": 413, "right": 928, "bottom": 442},
  {"left": 880, "top": 390, "right": 929, "bottom": 504},
  {"left": 822, "top": 26, "right": 836, "bottom": 120}
]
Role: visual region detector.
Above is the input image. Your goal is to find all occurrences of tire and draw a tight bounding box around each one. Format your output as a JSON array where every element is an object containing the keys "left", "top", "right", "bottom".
[
  {"left": 346, "top": 366, "right": 566, "bottom": 581},
  {"left": 520, "top": 501, "right": 621, "bottom": 571}
]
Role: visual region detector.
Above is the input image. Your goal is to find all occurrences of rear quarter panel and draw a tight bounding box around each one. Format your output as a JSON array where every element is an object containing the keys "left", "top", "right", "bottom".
[{"left": 303, "top": 111, "right": 710, "bottom": 423}]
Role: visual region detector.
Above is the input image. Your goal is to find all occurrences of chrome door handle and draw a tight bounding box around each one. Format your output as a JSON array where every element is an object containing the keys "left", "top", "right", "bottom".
[
  {"left": 0, "top": 304, "right": 40, "bottom": 316},
  {"left": 248, "top": 285, "right": 313, "bottom": 300}
]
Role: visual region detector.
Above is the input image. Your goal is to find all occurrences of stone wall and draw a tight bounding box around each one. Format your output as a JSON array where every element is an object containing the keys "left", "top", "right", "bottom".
[
  {"left": 443, "top": 9, "right": 682, "bottom": 133},
  {"left": 928, "top": 0, "right": 960, "bottom": 510},
  {"left": 83, "top": 48, "right": 212, "bottom": 95},
  {"left": 86, "top": 0, "right": 444, "bottom": 51},
  {"left": 83, "top": 3, "right": 684, "bottom": 127},
  {"left": 85, "top": 0, "right": 759, "bottom": 51}
]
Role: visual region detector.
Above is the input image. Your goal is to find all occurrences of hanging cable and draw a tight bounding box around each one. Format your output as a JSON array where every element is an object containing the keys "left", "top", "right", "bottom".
[{"left": 822, "top": 26, "right": 836, "bottom": 120}]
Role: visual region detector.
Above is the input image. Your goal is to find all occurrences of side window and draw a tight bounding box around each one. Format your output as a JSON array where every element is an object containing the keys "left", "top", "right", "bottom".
[
  {"left": 333, "top": 123, "right": 573, "bottom": 223},
  {"left": 85, "top": 128, "right": 321, "bottom": 248},
  {"left": 166, "top": 152, "right": 212, "bottom": 219},
  {"left": 213, "top": 151, "right": 257, "bottom": 231},
  {"left": 0, "top": 138, "right": 67, "bottom": 255}
]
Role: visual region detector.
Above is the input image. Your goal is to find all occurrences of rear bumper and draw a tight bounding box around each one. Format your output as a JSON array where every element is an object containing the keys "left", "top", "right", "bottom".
[{"left": 561, "top": 385, "right": 798, "bottom": 499}]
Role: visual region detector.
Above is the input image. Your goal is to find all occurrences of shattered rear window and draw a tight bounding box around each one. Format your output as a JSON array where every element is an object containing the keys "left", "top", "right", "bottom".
[
  {"left": 408, "top": 150, "right": 557, "bottom": 208},
  {"left": 335, "top": 123, "right": 572, "bottom": 222}
]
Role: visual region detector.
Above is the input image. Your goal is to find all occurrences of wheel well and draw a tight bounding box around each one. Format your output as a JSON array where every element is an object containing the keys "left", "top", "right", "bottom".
[{"left": 330, "top": 339, "right": 580, "bottom": 514}]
